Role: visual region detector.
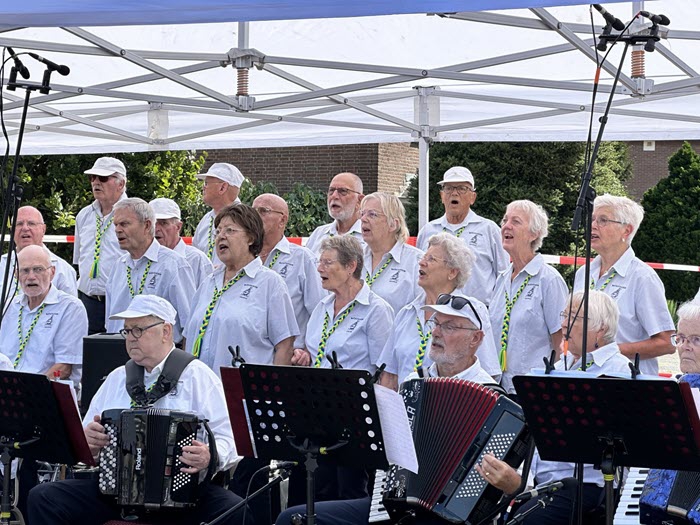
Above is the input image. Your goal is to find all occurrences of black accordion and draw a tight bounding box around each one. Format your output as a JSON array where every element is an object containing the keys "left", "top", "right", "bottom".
[
  {"left": 98, "top": 408, "right": 201, "bottom": 509},
  {"left": 383, "top": 378, "right": 530, "bottom": 524}
]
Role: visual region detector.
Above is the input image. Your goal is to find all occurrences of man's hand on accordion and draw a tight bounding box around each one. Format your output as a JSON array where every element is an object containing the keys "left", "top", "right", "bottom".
[
  {"left": 85, "top": 415, "right": 110, "bottom": 461},
  {"left": 179, "top": 440, "right": 211, "bottom": 474},
  {"left": 476, "top": 453, "right": 522, "bottom": 496}
]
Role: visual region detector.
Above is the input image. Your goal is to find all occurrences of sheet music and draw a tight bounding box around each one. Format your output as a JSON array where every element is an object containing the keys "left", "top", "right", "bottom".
[
  {"left": 692, "top": 388, "right": 700, "bottom": 422},
  {"left": 374, "top": 384, "right": 418, "bottom": 474}
]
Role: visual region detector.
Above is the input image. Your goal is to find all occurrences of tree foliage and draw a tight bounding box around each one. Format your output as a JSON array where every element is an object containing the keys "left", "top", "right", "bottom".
[{"left": 635, "top": 142, "right": 700, "bottom": 302}]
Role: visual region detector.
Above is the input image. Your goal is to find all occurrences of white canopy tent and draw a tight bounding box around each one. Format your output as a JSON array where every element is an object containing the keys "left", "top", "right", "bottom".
[{"left": 1, "top": 0, "right": 698, "bottom": 227}]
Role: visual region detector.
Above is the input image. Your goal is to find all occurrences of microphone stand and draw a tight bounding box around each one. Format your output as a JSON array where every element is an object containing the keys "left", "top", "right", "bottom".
[{"left": 505, "top": 494, "right": 554, "bottom": 525}]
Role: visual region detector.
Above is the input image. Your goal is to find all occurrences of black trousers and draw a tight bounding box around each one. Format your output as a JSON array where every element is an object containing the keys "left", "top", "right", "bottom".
[
  {"left": 510, "top": 482, "right": 603, "bottom": 525},
  {"left": 27, "top": 478, "right": 252, "bottom": 525},
  {"left": 79, "top": 291, "right": 106, "bottom": 335}
]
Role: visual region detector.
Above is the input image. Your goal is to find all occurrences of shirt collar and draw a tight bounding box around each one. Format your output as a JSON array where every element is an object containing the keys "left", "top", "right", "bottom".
[
  {"left": 439, "top": 209, "right": 480, "bottom": 229},
  {"left": 273, "top": 236, "right": 292, "bottom": 256},
  {"left": 91, "top": 191, "right": 127, "bottom": 217},
  {"left": 129, "top": 238, "right": 161, "bottom": 266},
  {"left": 515, "top": 253, "right": 544, "bottom": 278},
  {"left": 19, "top": 284, "right": 60, "bottom": 309},
  {"left": 428, "top": 356, "right": 484, "bottom": 380},
  {"left": 145, "top": 346, "right": 177, "bottom": 382},
  {"left": 173, "top": 239, "right": 187, "bottom": 255},
  {"left": 328, "top": 219, "right": 362, "bottom": 237},
  {"left": 591, "top": 247, "right": 635, "bottom": 278},
  {"left": 564, "top": 342, "right": 620, "bottom": 370},
  {"left": 363, "top": 240, "right": 404, "bottom": 267}
]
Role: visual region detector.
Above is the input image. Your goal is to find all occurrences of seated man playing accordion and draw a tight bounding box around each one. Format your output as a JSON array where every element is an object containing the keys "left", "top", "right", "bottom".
[{"left": 27, "top": 295, "right": 251, "bottom": 525}]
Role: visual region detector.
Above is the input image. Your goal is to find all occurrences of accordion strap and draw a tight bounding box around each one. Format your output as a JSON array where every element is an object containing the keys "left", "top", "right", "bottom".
[{"left": 125, "top": 349, "right": 196, "bottom": 406}]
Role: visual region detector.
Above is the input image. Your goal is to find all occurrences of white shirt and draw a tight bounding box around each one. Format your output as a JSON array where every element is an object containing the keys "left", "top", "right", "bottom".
[
  {"left": 378, "top": 291, "right": 502, "bottom": 383},
  {"left": 530, "top": 342, "right": 631, "bottom": 487},
  {"left": 305, "top": 219, "right": 365, "bottom": 255},
  {"left": 362, "top": 242, "right": 423, "bottom": 315},
  {"left": 305, "top": 282, "right": 394, "bottom": 373},
  {"left": 0, "top": 353, "right": 11, "bottom": 371},
  {"left": 73, "top": 194, "right": 127, "bottom": 296},
  {"left": 405, "top": 356, "right": 495, "bottom": 384},
  {"left": 0, "top": 285, "right": 87, "bottom": 384},
  {"left": 192, "top": 200, "right": 241, "bottom": 268},
  {"left": 184, "top": 258, "right": 299, "bottom": 375},
  {"left": 416, "top": 210, "right": 508, "bottom": 306},
  {"left": 695, "top": 287, "right": 700, "bottom": 302},
  {"left": 263, "top": 237, "right": 326, "bottom": 348},
  {"left": 490, "top": 255, "right": 569, "bottom": 394},
  {"left": 173, "top": 238, "right": 213, "bottom": 290},
  {"left": 105, "top": 240, "right": 195, "bottom": 342},
  {"left": 1, "top": 246, "right": 78, "bottom": 307},
  {"left": 574, "top": 247, "right": 675, "bottom": 375},
  {"left": 83, "top": 348, "right": 239, "bottom": 472}
]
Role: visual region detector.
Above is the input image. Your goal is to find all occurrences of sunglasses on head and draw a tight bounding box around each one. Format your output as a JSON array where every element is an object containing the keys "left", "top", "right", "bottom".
[
  {"left": 88, "top": 174, "right": 113, "bottom": 183},
  {"left": 436, "top": 293, "right": 482, "bottom": 330}
]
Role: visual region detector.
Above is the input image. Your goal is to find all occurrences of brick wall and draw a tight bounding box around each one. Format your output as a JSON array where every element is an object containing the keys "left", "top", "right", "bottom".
[
  {"left": 626, "top": 140, "right": 700, "bottom": 200},
  {"left": 377, "top": 143, "right": 419, "bottom": 195}
]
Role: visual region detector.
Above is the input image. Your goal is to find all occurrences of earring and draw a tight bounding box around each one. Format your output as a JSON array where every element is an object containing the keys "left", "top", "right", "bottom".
[{"left": 594, "top": 340, "right": 600, "bottom": 349}]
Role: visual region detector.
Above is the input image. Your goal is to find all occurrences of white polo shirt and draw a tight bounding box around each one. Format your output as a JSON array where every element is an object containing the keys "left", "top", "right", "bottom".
[
  {"left": 362, "top": 242, "right": 423, "bottom": 316},
  {"left": 305, "top": 219, "right": 365, "bottom": 255},
  {"left": 263, "top": 237, "right": 326, "bottom": 348},
  {"left": 304, "top": 282, "right": 394, "bottom": 373},
  {"left": 378, "top": 291, "right": 501, "bottom": 384},
  {"left": 490, "top": 255, "right": 569, "bottom": 394},
  {"left": 173, "top": 238, "right": 213, "bottom": 290},
  {"left": 1, "top": 246, "right": 78, "bottom": 304},
  {"left": 530, "top": 342, "right": 631, "bottom": 487},
  {"left": 184, "top": 258, "right": 299, "bottom": 375},
  {"left": 416, "top": 210, "right": 508, "bottom": 306},
  {"left": 192, "top": 200, "right": 241, "bottom": 268},
  {"left": 83, "top": 348, "right": 239, "bottom": 472},
  {"left": 0, "top": 285, "right": 87, "bottom": 384},
  {"left": 105, "top": 239, "right": 195, "bottom": 342},
  {"left": 405, "top": 356, "right": 495, "bottom": 384},
  {"left": 574, "top": 247, "right": 675, "bottom": 376},
  {"left": 73, "top": 194, "right": 127, "bottom": 296}
]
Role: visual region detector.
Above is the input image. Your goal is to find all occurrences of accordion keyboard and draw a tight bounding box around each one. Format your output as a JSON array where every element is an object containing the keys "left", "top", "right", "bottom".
[{"left": 614, "top": 467, "right": 650, "bottom": 525}]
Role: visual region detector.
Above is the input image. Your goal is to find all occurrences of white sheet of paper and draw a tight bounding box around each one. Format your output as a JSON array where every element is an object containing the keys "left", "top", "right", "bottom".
[
  {"left": 374, "top": 383, "right": 418, "bottom": 474},
  {"left": 691, "top": 387, "right": 700, "bottom": 422}
]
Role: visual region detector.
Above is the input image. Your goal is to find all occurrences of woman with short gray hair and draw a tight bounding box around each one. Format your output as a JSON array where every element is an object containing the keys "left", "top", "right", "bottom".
[
  {"left": 674, "top": 300, "right": 700, "bottom": 375},
  {"left": 489, "top": 200, "right": 568, "bottom": 395}
]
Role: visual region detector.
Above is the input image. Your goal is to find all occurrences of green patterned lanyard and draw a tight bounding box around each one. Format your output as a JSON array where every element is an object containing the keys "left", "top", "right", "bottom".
[
  {"left": 130, "top": 383, "right": 156, "bottom": 408},
  {"left": 192, "top": 270, "right": 245, "bottom": 358},
  {"left": 126, "top": 260, "right": 153, "bottom": 298},
  {"left": 590, "top": 270, "right": 617, "bottom": 291},
  {"left": 413, "top": 316, "right": 432, "bottom": 371},
  {"left": 499, "top": 274, "right": 533, "bottom": 371},
  {"left": 90, "top": 214, "right": 114, "bottom": 279},
  {"left": 14, "top": 303, "right": 47, "bottom": 368},
  {"left": 443, "top": 226, "right": 466, "bottom": 238},
  {"left": 313, "top": 302, "right": 357, "bottom": 368},
  {"left": 365, "top": 255, "right": 393, "bottom": 288},
  {"left": 266, "top": 250, "right": 281, "bottom": 269},
  {"left": 206, "top": 215, "right": 215, "bottom": 260}
]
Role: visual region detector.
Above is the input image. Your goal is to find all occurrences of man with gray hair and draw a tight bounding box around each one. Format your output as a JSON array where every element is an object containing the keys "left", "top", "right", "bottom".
[
  {"left": 150, "top": 198, "right": 213, "bottom": 289},
  {"left": 74, "top": 157, "right": 128, "bottom": 333},
  {"left": 306, "top": 172, "right": 365, "bottom": 254},
  {"left": 193, "top": 163, "right": 244, "bottom": 267},
  {"left": 105, "top": 198, "right": 195, "bottom": 343}
]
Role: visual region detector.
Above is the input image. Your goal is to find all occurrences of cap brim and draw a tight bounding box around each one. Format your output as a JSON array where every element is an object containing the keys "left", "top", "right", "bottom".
[
  {"left": 153, "top": 212, "right": 180, "bottom": 220},
  {"left": 85, "top": 168, "right": 121, "bottom": 176},
  {"left": 420, "top": 304, "right": 479, "bottom": 325},
  {"left": 437, "top": 179, "right": 475, "bottom": 186},
  {"left": 109, "top": 309, "right": 152, "bottom": 321}
]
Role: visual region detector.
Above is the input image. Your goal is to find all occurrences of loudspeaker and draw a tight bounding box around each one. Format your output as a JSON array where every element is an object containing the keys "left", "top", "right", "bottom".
[{"left": 81, "top": 334, "right": 129, "bottom": 416}]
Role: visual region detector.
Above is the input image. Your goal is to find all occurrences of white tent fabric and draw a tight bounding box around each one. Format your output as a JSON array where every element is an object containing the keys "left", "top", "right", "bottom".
[{"left": 0, "top": 0, "right": 697, "bottom": 157}]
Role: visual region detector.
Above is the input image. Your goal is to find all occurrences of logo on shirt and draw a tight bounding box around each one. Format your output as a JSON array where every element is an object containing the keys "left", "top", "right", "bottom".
[
  {"left": 347, "top": 318, "right": 362, "bottom": 332},
  {"left": 146, "top": 273, "right": 161, "bottom": 288},
  {"left": 525, "top": 284, "right": 538, "bottom": 299},
  {"left": 278, "top": 263, "right": 291, "bottom": 277},
  {"left": 168, "top": 381, "right": 182, "bottom": 397},
  {"left": 389, "top": 269, "right": 403, "bottom": 284},
  {"left": 609, "top": 284, "right": 626, "bottom": 299},
  {"left": 467, "top": 232, "right": 482, "bottom": 246},
  {"left": 44, "top": 312, "right": 58, "bottom": 327},
  {"left": 240, "top": 284, "right": 257, "bottom": 299}
]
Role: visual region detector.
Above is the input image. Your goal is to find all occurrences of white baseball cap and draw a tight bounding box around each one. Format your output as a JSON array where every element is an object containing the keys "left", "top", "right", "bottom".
[
  {"left": 84, "top": 157, "right": 127, "bottom": 179},
  {"left": 149, "top": 198, "right": 181, "bottom": 220},
  {"left": 437, "top": 166, "right": 475, "bottom": 189},
  {"left": 196, "top": 163, "right": 244, "bottom": 187},
  {"left": 109, "top": 295, "right": 177, "bottom": 325},
  {"left": 421, "top": 294, "right": 482, "bottom": 329}
]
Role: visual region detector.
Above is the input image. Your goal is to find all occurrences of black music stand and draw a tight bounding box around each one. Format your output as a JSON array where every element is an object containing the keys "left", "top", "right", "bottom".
[
  {"left": 0, "top": 371, "right": 94, "bottom": 525},
  {"left": 222, "top": 364, "right": 390, "bottom": 525},
  {"left": 513, "top": 374, "right": 700, "bottom": 525}
]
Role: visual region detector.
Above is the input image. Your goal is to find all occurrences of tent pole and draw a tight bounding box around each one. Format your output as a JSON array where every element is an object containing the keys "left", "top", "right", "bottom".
[{"left": 415, "top": 86, "right": 434, "bottom": 232}]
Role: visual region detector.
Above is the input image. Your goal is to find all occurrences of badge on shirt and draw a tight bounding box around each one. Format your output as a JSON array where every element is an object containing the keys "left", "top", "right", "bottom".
[
  {"left": 389, "top": 268, "right": 404, "bottom": 284},
  {"left": 278, "top": 262, "right": 292, "bottom": 277},
  {"left": 524, "top": 283, "right": 539, "bottom": 300},
  {"left": 467, "top": 231, "right": 482, "bottom": 247},
  {"left": 609, "top": 284, "right": 626, "bottom": 299},
  {"left": 146, "top": 272, "right": 161, "bottom": 289},
  {"left": 347, "top": 317, "right": 362, "bottom": 333},
  {"left": 240, "top": 284, "right": 257, "bottom": 299},
  {"left": 44, "top": 312, "right": 59, "bottom": 327}
]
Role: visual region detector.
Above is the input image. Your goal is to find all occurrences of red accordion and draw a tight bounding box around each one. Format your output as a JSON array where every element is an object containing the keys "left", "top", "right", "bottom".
[{"left": 382, "top": 378, "right": 530, "bottom": 524}]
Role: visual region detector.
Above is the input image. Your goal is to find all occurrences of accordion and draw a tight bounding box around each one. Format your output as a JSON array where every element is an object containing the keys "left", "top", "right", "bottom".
[
  {"left": 383, "top": 378, "right": 530, "bottom": 524},
  {"left": 641, "top": 469, "right": 700, "bottom": 525},
  {"left": 98, "top": 408, "right": 201, "bottom": 509}
]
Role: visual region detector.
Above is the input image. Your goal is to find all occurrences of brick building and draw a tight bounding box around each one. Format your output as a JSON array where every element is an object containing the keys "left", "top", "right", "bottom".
[{"left": 626, "top": 140, "right": 700, "bottom": 200}]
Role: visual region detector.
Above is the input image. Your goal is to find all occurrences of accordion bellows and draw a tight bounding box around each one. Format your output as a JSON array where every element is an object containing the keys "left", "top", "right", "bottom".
[
  {"left": 383, "top": 378, "right": 530, "bottom": 524},
  {"left": 99, "top": 408, "right": 201, "bottom": 509}
]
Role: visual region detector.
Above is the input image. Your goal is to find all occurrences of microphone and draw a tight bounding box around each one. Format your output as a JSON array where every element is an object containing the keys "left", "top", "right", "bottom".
[
  {"left": 6, "top": 47, "right": 30, "bottom": 79},
  {"left": 513, "top": 478, "right": 574, "bottom": 502},
  {"left": 593, "top": 4, "right": 626, "bottom": 31},
  {"left": 28, "top": 53, "right": 70, "bottom": 76},
  {"left": 639, "top": 10, "right": 671, "bottom": 26},
  {"left": 271, "top": 461, "right": 298, "bottom": 471}
]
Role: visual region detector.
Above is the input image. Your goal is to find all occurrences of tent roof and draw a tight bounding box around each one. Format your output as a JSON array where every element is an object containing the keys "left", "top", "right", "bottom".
[{"left": 1, "top": 1, "right": 698, "bottom": 155}]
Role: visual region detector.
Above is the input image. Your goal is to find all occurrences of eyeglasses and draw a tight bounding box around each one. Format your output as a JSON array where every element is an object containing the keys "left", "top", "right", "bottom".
[
  {"left": 420, "top": 254, "right": 447, "bottom": 264},
  {"left": 440, "top": 185, "right": 473, "bottom": 195},
  {"left": 88, "top": 174, "right": 114, "bottom": 183},
  {"left": 18, "top": 266, "right": 51, "bottom": 276},
  {"left": 328, "top": 187, "right": 361, "bottom": 197},
  {"left": 591, "top": 216, "right": 625, "bottom": 227},
  {"left": 672, "top": 333, "right": 700, "bottom": 348},
  {"left": 16, "top": 221, "right": 44, "bottom": 229},
  {"left": 317, "top": 258, "right": 340, "bottom": 268},
  {"left": 425, "top": 318, "right": 479, "bottom": 336},
  {"left": 214, "top": 226, "right": 245, "bottom": 238},
  {"left": 254, "top": 206, "right": 285, "bottom": 216},
  {"left": 360, "top": 210, "right": 385, "bottom": 220},
  {"left": 119, "top": 321, "right": 164, "bottom": 339},
  {"left": 559, "top": 311, "right": 591, "bottom": 323},
  {"left": 436, "top": 293, "right": 482, "bottom": 330}
]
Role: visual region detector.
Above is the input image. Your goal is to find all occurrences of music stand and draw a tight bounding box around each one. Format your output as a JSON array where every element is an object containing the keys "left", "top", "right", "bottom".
[
  {"left": 513, "top": 375, "right": 700, "bottom": 525},
  {"left": 221, "top": 364, "right": 390, "bottom": 525},
  {"left": 0, "top": 371, "right": 94, "bottom": 525}
]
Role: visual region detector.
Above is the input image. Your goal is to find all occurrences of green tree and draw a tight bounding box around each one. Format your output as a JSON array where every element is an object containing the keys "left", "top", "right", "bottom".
[{"left": 634, "top": 142, "right": 700, "bottom": 302}]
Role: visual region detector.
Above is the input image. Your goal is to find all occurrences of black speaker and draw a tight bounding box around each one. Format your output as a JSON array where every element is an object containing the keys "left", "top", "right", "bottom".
[{"left": 81, "top": 334, "right": 129, "bottom": 416}]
